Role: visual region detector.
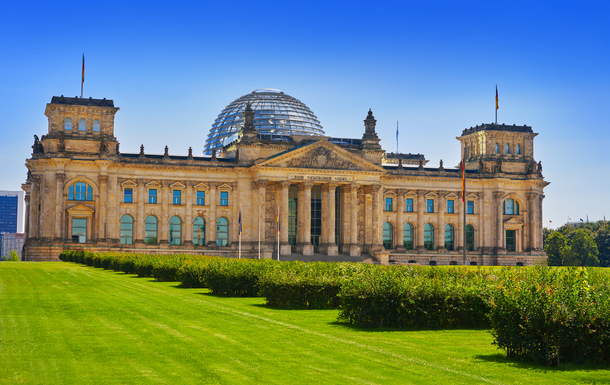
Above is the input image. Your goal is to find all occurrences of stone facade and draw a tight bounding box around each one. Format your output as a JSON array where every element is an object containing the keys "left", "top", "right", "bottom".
[{"left": 22, "top": 96, "right": 549, "bottom": 265}]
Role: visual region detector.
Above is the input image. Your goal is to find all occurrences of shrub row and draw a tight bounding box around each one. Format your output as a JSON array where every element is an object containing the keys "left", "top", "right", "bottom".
[
  {"left": 487, "top": 266, "right": 610, "bottom": 365},
  {"left": 59, "top": 250, "right": 610, "bottom": 365},
  {"left": 338, "top": 266, "right": 492, "bottom": 328}
]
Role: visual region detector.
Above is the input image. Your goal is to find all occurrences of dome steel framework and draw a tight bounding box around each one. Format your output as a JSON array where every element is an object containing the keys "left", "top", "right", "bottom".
[{"left": 204, "top": 89, "right": 325, "bottom": 154}]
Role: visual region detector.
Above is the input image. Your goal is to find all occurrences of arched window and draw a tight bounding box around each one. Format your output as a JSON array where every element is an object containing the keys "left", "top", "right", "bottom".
[
  {"left": 120, "top": 215, "right": 133, "bottom": 245},
  {"left": 169, "top": 216, "right": 182, "bottom": 245},
  {"left": 217, "top": 217, "right": 229, "bottom": 246},
  {"left": 516, "top": 144, "right": 521, "bottom": 155},
  {"left": 494, "top": 143, "right": 499, "bottom": 154},
  {"left": 193, "top": 217, "right": 205, "bottom": 245},
  {"left": 79, "top": 119, "right": 86, "bottom": 131},
  {"left": 93, "top": 119, "right": 100, "bottom": 132},
  {"left": 145, "top": 215, "right": 158, "bottom": 245},
  {"left": 383, "top": 222, "right": 393, "bottom": 249},
  {"left": 68, "top": 182, "right": 93, "bottom": 201},
  {"left": 403, "top": 223, "right": 414, "bottom": 250},
  {"left": 506, "top": 143, "right": 510, "bottom": 154},
  {"left": 503, "top": 198, "right": 520, "bottom": 215},
  {"left": 64, "top": 118, "right": 72, "bottom": 130},
  {"left": 424, "top": 223, "right": 434, "bottom": 251},
  {"left": 444, "top": 224, "right": 454, "bottom": 251},
  {"left": 466, "top": 224, "right": 474, "bottom": 251}
]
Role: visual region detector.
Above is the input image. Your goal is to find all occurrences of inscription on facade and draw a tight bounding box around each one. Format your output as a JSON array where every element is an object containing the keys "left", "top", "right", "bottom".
[{"left": 290, "top": 174, "right": 354, "bottom": 182}]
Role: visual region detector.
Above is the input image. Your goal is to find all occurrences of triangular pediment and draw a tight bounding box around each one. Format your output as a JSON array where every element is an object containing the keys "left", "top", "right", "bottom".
[
  {"left": 504, "top": 217, "right": 524, "bottom": 226},
  {"left": 145, "top": 181, "right": 161, "bottom": 188},
  {"left": 445, "top": 192, "right": 459, "bottom": 199},
  {"left": 425, "top": 191, "right": 438, "bottom": 198},
  {"left": 170, "top": 182, "right": 186, "bottom": 189},
  {"left": 466, "top": 193, "right": 479, "bottom": 200},
  {"left": 120, "top": 179, "right": 137, "bottom": 187},
  {"left": 67, "top": 203, "right": 95, "bottom": 216},
  {"left": 384, "top": 190, "right": 397, "bottom": 197},
  {"left": 255, "top": 140, "right": 385, "bottom": 172},
  {"left": 193, "top": 182, "right": 209, "bottom": 190},
  {"left": 404, "top": 190, "right": 417, "bottom": 197},
  {"left": 218, "top": 183, "right": 233, "bottom": 190}
]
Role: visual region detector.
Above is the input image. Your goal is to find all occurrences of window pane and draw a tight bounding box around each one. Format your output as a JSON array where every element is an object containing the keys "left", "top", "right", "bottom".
[
  {"left": 149, "top": 189, "right": 157, "bottom": 204},
  {"left": 145, "top": 215, "right": 158, "bottom": 244},
  {"left": 64, "top": 118, "right": 72, "bottom": 130},
  {"left": 173, "top": 190, "right": 181, "bottom": 205},
  {"left": 169, "top": 216, "right": 182, "bottom": 245},
  {"left": 220, "top": 191, "right": 228, "bottom": 206},
  {"left": 120, "top": 215, "right": 133, "bottom": 245},
  {"left": 403, "top": 223, "right": 413, "bottom": 250},
  {"left": 72, "top": 218, "right": 87, "bottom": 243},
  {"left": 217, "top": 217, "right": 229, "bottom": 246},
  {"left": 79, "top": 119, "right": 86, "bottom": 131},
  {"left": 424, "top": 223, "right": 434, "bottom": 251},
  {"left": 124, "top": 188, "right": 132, "bottom": 203},
  {"left": 467, "top": 201, "right": 474, "bottom": 214},
  {"left": 427, "top": 199, "right": 434, "bottom": 213},
  {"left": 444, "top": 224, "right": 454, "bottom": 251},
  {"left": 385, "top": 198, "right": 393, "bottom": 212},
  {"left": 93, "top": 120, "right": 100, "bottom": 132},
  {"left": 193, "top": 217, "right": 205, "bottom": 245},
  {"left": 447, "top": 200, "right": 454, "bottom": 213},
  {"left": 383, "top": 222, "right": 393, "bottom": 249},
  {"left": 406, "top": 198, "right": 413, "bottom": 212}
]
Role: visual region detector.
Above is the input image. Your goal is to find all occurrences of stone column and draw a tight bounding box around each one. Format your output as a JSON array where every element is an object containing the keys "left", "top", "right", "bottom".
[
  {"left": 395, "top": 189, "right": 406, "bottom": 251},
  {"left": 457, "top": 193, "right": 464, "bottom": 252},
  {"left": 536, "top": 195, "right": 545, "bottom": 250},
  {"left": 349, "top": 184, "right": 360, "bottom": 256},
  {"left": 160, "top": 180, "right": 170, "bottom": 246},
  {"left": 29, "top": 176, "right": 40, "bottom": 241},
  {"left": 54, "top": 173, "right": 65, "bottom": 241},
  {"left": 298, "top": 182, "right": 314, "bottom": 255},
  {"left": 371, "top": 185, "right": 382, "bottom": 252},
  {"left": 494, "top": 191, "right": 505, "bottom": 254},
  {"left": 416, "top": 189, "right": 426, "bottom": 251},
  {"left": 325, "top": 184, "right": 338, "bottom": 256},
  {"left": 207, "top": 182, "right": 217, "bottom": 247},
  {"left": 98, "top": 175, "right": 108, "bottom": 243},
  {"left": 184, "top": 181, "right": 193, "bottom": 247},
  {"left": 297, "top": 183, "right": 304, "bottom": 244},
  {"left": 24, "top": 194, "right": 31, "bottom": 241},
  {"left": 135, "top": 180, "right": 145, "bottom": 245},
  {"left": 364, "top": 186, "right": 372, "bottom": 247},
  {"left": 525, "top": 193, "right": 536, "bottom": 251},
  {"left": 320, "top": 185, "right": 329, "bottom": 249},
  {"left": 107, "top": 174, "right": 119, "bottom": 244},
  {"left": 280, "top": 181, "right": 291, "bottom": 255},
  {"left": 437, "top": 191, "right": 445, "bottom": 251}
]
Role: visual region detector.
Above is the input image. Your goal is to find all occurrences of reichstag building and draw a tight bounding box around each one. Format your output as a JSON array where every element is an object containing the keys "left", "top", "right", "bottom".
[{"left": 22, "top": 89, "right": 549, "bottom": 265}]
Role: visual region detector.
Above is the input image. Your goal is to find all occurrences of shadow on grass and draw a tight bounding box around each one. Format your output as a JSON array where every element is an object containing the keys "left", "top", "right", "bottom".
[
  {"left": 473, "top": 353, "right": 610, "bottom": 372},
  {"left": 326, "top": 320, "right": 491, "bottom": 333}
]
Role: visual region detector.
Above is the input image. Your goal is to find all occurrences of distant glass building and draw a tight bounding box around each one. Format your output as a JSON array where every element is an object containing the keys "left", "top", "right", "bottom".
[
  {"left": 0, "top": 190, "right": 24, "bottom": 234},
  {"left": 204, "top": 89, "right": 325, "bottom": 154}
]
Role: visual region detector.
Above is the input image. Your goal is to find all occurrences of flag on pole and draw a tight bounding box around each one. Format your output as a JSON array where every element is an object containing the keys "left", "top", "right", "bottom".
[
  {"left": 277, "top": 206, "right": 280, "bottom": 234},
  {"left": 396, "top": 121, "right": 399, "bottom": 140},
  {"left": 461, "top": 160, "right": 465, "bottom": 202},
  {"left": 238, "top": 209, "right": 242, "bottom": 235},
  {"left": 495, "top": 85, "right": 498, "bottom": 110},
  {"left": 81, "top": 54, "right": 85, "bottom": 98},
  {"left": 580, "top": 218, "right": 584, "bottom": 222},
  {"left": 568, "top": 216, "right": 572, "bottom": 221},
  {"left": 549, "top": 220, "right": 552, "bottom": 224}
]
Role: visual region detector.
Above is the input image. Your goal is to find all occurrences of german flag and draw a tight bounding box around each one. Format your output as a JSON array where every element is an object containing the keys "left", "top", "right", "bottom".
[
  {"left": 462, "top": 160, "right": 466, "bottom": 202},
  {"left": 496, "top": 85, "right": 499, "bottom": 110}
]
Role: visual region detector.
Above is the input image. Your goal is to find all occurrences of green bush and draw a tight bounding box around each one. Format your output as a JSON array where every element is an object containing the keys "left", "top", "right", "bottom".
[
  {"left": 487, "top": 266, "right": 610, "bottom": 366},
  {"left": 204, "top": 258, "right": 275, "bottom": 297},
  {"left": 338, "top": 266, "right": 491, "bottom": 329},
  {"left": 259, "top": 262, "right": 374, "bottom": 309}
]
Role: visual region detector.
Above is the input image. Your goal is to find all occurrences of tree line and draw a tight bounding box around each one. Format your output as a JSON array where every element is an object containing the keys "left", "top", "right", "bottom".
[{"left": 543, "top": 220, "right": 610, "bottom": 267}]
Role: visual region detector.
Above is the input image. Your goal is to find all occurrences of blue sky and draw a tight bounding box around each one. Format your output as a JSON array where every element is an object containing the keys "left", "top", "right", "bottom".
[{"left": 1, "top": 0, "right": 608, "bottom": 227}]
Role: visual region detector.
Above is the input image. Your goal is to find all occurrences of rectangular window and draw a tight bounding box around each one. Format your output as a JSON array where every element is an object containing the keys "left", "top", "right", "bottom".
[
  {"left": 197, "top": 191, "right": 205, "bottom": 205},
  {"left": 426, "top": 199, "right": 434, "bottom": 213},
  {"left": 220, "top": 191, "right": 228, "bottom": 206},
  {"left": 506, "top": 230, "right": 516, "bottom": 251},
  {"left": 149, "top": 189, "right": 157, "bottom": 204},
  {"left": 72, "top": 218, "right": 87, "bottom": 243},
  {"left": 124, "top": 188, "right": 133, "bottom": 203},
  {"left": 406, "top": 198, "right": 413, "bottom": 212},
  {"left": 173, "top": 190, "right": 181, "bottom": 205},
  {"left": 447, "top": 200, "right": 454, "bottom": 213},
  {"left": 385, "top": 197, "right": 393, "bottom": 212},
  {"left": 467, "top": 200, "right": 474, "bottom": 214}
]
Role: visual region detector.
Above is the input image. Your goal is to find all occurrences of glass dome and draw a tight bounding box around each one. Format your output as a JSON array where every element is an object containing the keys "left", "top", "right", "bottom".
[{"left": 204, "top": 89, "right": 325, "bottom": 154}]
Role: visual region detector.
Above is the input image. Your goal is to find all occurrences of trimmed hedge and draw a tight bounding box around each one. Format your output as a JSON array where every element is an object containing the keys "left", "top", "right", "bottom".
[
  {"left": 338, "top": 266, "right": 492, "bottom": 329},
  {"left": 487, "top": 266, "right": 610, "bottom": 366},
  {"left": 259, "top": 262, "right": 375, "bottom": 309}
]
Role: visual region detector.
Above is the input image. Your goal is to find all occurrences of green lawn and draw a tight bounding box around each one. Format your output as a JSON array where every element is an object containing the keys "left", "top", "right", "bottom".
[{"left": 1, "top": 263, "right": 608, "bottom": 384}]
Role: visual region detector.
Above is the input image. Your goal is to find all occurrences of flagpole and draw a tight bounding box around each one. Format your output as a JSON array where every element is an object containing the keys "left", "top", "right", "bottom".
[
  {"left": 495, "top": 85, "right": 498, "bottom": 125},
  {"left": 258, "top": 203, "right": 261, "bottom": 259},
  {"left": 462, "top": 158, "right": 467, "bottom": 266},
  {"left": 277, "top": 205, "right": 280, "bottom": 261},
  {"left": 396, "top": 121, "right": 399, "bottom": 154},
  {"left": 80, "top": 54, "right": 85, "bottom": 99},
  {"left": 238, "top": 206, "right": 242, "bottom": 259}
]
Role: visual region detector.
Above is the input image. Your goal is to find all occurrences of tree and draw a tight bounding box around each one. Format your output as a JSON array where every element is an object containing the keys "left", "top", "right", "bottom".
[
  {"left": 594, "top": 223, "right": 610, "bottom": 267},
  {"left": 8, "top": 250, "right": 19, "bottom": 261},
  {"left": 563, "top": 229, "right": 599, "bottom": 266},
  {"left": 545, "top": 232, "right": 567, "bottom": 266}
]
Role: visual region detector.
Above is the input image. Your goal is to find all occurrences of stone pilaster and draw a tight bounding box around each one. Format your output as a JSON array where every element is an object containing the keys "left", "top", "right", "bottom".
[
  {"left": 370, "top": 185, "right": 382, "bottom": 252},
  {"left": 325, "top": 184, "right": 338, "bottom": 256},
  {"left": 135, "top": 180, "right": 145, "bottom": 245},
  {"left": 160, "top": 180, "right": 170, "bottom": 246},
  {"left": 297, "top": 182, "right": 314, "bottom": 255},
  {"left": 280, "top": 181, "right": 291, "bottom": 255},
  {"left": 416, "top": 189, "right": 426, "bottom": 251},
  {"left": 494, "top": 191, "right": 505, "bottom": 254},
  {"left": 349, "top": 184, "right": 361, "bottom": 256},
  {"left": 207, "top": 182, "right": 217, "bottom": 247},
  {"left": 184, "top": 181, "right": 193, "bottom": 247},
  {"left": 395, "top": 189, "right": 406, "bottom": 251},
  {"left": 54, "top": 173, "right": 65, "bottom": 241},
  {"left": 97, "top": 175, "right": 108, "bottom": 243}
]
